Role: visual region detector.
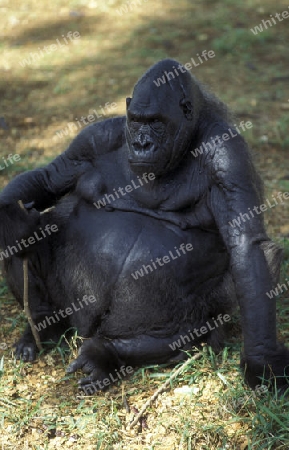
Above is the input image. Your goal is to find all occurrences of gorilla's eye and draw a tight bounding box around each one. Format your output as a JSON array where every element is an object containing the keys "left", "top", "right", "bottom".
[
  {"left": 147, "top": 118, "right": 159, "bottom": 125},
  {"left": 150, "top": 119, "right": 164, "bottom": 131},
  {"left": 130, "top": 116, "right": 140, "bottom": 123}
]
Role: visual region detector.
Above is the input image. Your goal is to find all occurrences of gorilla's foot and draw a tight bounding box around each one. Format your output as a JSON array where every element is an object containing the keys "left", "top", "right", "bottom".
[
  {"left": 241, "top": 344, "right": 289, "bottom": 394},
  {"left": 66, "top": 336, "right": 126, "bottom": 394}
]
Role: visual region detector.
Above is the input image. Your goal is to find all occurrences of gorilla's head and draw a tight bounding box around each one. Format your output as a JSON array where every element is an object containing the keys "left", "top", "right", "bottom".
[{"left": 125, "top": 59, "right": 204, "bottom": 177}]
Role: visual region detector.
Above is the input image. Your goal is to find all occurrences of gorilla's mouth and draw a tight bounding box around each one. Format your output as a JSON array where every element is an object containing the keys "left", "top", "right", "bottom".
[{"left": 129, "top": 144, "right": 158, "bottom": 164}]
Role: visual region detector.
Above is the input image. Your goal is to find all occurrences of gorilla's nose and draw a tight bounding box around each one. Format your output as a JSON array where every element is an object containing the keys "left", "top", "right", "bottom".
[{"left": 134, "top": 135, "right": 153, "bottom": 151}]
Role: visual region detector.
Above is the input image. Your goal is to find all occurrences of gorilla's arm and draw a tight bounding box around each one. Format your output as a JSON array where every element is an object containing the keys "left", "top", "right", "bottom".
[
  {"left": 208, "top": 135, "right": 288, "bottom": 389},
  {"left": 0, "top": 117, "right": 125, "bottom": 249},
  {"left": 0, "top": 118, "right": 125, "bottom": 208}
]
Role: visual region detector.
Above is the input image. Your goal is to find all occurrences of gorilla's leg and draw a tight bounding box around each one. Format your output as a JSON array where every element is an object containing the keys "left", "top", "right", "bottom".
[
  {"left": 67, "top": 329, "right": 225, "bottom": 394},
  {"left": 66, "top": 333, "right": 198, "bottom": 393},
  {"left": 67, "top": 273, "right": 236, "bottom": 393},
  {"left": 4, "top": 254, "right": 69, "bottom": 361}
]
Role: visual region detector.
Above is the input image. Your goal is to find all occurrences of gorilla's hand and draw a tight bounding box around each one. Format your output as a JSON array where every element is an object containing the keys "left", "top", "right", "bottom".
[
  {"left": 0, "top": 202, "right": 40, "bottom": 254},
  {"left": 66, "top": 337, "right": 124, "bottom": 394},
  {"left": 14, "top": 326, "right": 38, "bottom": 362},
  {"left": 241, "top": 344, "right": 289, "bottom": 395}
]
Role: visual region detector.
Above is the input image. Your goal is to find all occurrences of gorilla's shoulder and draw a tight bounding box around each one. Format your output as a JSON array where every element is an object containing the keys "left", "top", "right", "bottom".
[
  {"left": 87, "top": 116, "right": 126, "bottom": 134},
  {"left": 83, "top": 116, "right": 127, "bottom": 155},
  {"left": 64, "top": 116, "right": 127, "bottom": 160},
  {"left": 205, "top": 123, "right": 257, "bottom": 186}
]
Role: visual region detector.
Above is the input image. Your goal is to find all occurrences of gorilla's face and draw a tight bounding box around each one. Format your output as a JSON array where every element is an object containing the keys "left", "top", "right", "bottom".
[
  {"left": 125, "top": 74, "right": 194, "bottom": 177},
  {"left": 126, "top": 105, "right": 175, "bottom": 175}
]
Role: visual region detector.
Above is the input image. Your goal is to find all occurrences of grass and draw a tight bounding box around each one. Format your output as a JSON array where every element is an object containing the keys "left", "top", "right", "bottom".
[{"left": 0, "top": 0, "right": 289, "bottom": 448}]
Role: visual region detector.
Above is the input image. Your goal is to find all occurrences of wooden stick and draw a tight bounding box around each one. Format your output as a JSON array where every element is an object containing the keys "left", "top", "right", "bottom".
[
  {"left": 18, "top": 200, "right": 43, "bottom": 352},
  {"left": 128, "top": 352, "right": 202, "bottom": 429}
]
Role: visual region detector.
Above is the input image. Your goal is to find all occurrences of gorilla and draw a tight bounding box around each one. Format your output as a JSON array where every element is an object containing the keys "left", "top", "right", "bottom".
[{"left": 0, "top": 59, "right": 288, "bottom": 394}]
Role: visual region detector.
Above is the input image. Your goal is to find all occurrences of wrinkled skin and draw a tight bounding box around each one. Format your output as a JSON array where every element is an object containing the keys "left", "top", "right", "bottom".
[{"left": 0, "top": 59, "right": 288, "bottom": 394}]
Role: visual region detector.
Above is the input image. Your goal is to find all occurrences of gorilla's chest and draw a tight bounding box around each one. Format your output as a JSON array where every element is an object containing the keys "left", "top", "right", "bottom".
[{"left": 75, "top": 154, "right": 213, "bottom": 229}]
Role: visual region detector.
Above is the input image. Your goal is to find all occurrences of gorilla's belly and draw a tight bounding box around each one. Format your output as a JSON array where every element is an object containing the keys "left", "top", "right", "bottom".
[
  {"left": 52, "top": 203, "right": 229, "bottom": 337},
  {"left": 71, "top": 205, "right": 226, "bottom": 282}
]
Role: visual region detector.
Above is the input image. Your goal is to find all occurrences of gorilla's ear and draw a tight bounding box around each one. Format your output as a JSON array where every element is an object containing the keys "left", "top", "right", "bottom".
[
  {"left": 180, "top": 98, "right": 193, "bottom": 121},
  {"left": 126, "top": 98, "right": 132, "bottom": 109}
]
